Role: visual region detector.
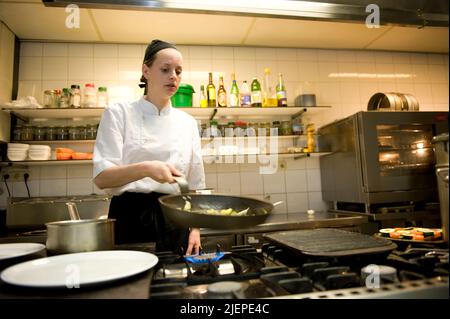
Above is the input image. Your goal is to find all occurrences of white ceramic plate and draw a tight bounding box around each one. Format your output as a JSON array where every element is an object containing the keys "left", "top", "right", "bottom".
[
  {"left": 0, "top": 250, "right": 158, "bottom": 288},
  {"left": 0, "top": 243, "right": 46, "bottom": 261}
]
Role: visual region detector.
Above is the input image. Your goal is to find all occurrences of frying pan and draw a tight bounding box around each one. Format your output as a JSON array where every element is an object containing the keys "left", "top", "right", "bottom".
[{"left": 158, "top": 177, "right": 278, "bottom": 229}]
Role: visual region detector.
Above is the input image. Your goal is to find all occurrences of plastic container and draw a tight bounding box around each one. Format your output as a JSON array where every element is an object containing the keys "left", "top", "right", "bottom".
[
  {"left": 83, "top": 83, "right": 96, "bottom": 108},
  {"left": 171, "top": 83, "right": 195, "bottom": 107}
]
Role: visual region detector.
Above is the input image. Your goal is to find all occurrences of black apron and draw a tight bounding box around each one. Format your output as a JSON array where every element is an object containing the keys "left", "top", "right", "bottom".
[{"left": 108, "top": 191, "right": 189, "bottom": 253}]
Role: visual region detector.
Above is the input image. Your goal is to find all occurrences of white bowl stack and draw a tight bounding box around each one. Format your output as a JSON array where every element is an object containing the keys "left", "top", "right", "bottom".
[
  {"left": 28, "top": 145, "right": 52, "bottom": 161},
  {"left": 7, "top": 143, "right": 30, "bottom": 161}
]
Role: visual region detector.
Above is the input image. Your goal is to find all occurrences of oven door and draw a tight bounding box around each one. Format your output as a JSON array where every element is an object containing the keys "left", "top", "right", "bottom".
[{"left": 357, "top": 111, "right": 448, "bottom": 200}]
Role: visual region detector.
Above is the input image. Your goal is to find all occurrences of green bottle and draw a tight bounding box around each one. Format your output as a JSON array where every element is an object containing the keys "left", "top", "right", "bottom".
[
  {"left": 250, "top": 77, "right": 262, "bottom": 107},
  {"left": 229, "top": 73, "right": 240, "bottom": 107},
  {"left": 276, "top": 73, "right": 288, "bottom": 107}
]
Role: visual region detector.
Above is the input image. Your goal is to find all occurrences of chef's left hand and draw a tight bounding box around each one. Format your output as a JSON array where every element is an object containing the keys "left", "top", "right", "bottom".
[{"left": 186, "top": 228, "right": 201, "bottom": 255}]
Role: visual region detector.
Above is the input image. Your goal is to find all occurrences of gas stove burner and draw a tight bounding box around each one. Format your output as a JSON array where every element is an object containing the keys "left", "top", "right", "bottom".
[{"left": 207, "top": 281, "right": 245, "bottom": 298}]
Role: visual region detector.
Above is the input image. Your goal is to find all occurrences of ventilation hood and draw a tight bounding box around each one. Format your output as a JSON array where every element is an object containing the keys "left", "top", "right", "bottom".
[{"left": 43, "top": 0, "right": 448, "bottom": 27}]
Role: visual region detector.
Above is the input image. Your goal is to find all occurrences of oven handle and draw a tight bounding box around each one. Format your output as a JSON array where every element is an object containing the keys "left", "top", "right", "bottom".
[{"left": 436, "top": 167, "right": 449, "bottom": 184}]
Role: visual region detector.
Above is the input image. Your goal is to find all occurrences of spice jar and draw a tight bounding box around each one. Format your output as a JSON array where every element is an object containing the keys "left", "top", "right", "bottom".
[
  {"left": 259, "top": 122, "right": 270, "bottom": 137},
  {"left": 246, "top": 122, "right": 258, "bottom": 137},
  {"left": 13, "top": 125, "right": 22, "bottom": 141},
  {"left": 77, "top": 126, "right": 87, "bottom": 140},
  {"left": 59, "top": 88, "right": 70, "bottom": 108},
  {"left": 46, "top": 126, "right": 57, "bottom": 141},
  {"left": 68, "top": 126, "right": 79, "bottom": 140},
  {"left": 56, "top": 126, "right": 68, "bottom": 140},
  {"left": 280, "top": 121, "right": 293, "bottom": 136},
  {"left": 44, "top": 90, "right": 57, "bottom": 108},
  {"left": 85, "top": 124, "right": 97, "bottom": 140},
  {"left": 21, "top": 124, "right": 35, "bottom": 141},
  {"left": 271, "top": 121, "right": 281, "bottom": 136},
  {"left": 34, "top": 126, "right": 47, "bottom": 141}
]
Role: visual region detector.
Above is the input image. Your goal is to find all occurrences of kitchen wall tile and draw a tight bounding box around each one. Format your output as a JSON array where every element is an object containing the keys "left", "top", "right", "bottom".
[
  {"left": 427, "top": 53, "right": 446, "bottom": 65},
  {"left": 297, "top": 62, "right": 318, "bottom": 82},
  {"left": 374, "top": 52, "right": 393, "bottom": 64},
  {"left": 356, "top": 62, "right": 377, "bottom": 83},
  {"left": 255, "top": 48, "right": 276, "bottom": 61},
  {"left": 414, "top": 83, "right": 433, "bottom": 104},
  {"left": 276, "top": 48, "right": 297, "bottom": 61},
  {"left": 233, "top": 60, "right": 257, "bottom": 83},
  {"left": 39, "top": 179, "right": 67, "bottom": 196},
  {"left": 233, "top": 47, "right": 255, "bottom": 60},
  {"left": 285, "top": 158, "right": 306, "bottom": 170},
  {"left": 267, "top": 193, "right": 287, "bottom": 214},
  {"left": 12, "top": 180, "right": 39, "bottom": 197},
  {"left": 375, "top": 63, "right": 395, "bottom": 83},
  {"left": 337, "top": 62, "right": 359, "bottom": 82},
  {"left": 212, "top": 46, "right": 234, "bottom": 60},
  {"left": 296, "top": 48, "right": 317, "bottom": 62},
  {"left": 339, "top": 82, "right": 360, "bottom": 103},
  {"left": 67, "top": 178, "right": 94, "bottom": 196},
  {"left": 118, "top": 44, "right": 142, "bottom": 58},
  {"left": 212, "top": 59, "right": 235, "bottom": 83},
  {"left": 19, "top": 57, "right": 42, "bottom": 81},
  {"left": 285, "top": 169, "right": 307, "bottom": 193},
  {"left": 410, "top": 53, "right": 428, "bottom": 64},
  {"left": 391, "top": 52, "right": 410, "bottom": 64},
  {"left": 395, "top": 83, "right": 415, "bottom": 96},
  {"left": 92, "top": 183, "right": 106, "bottom": 195},
  {"left": 240, "top": 171, "right": 264, "bottom": 195},
  {"left": 277, "top": 61, "right": 299, "bottom": 82},
  {"left": 316, "top": 82, "right": 341, "bottom": 105},
  {"left": 337, "top": 50, "right": 356, "bottom": 63},
  {"left": 205, "top": 173, "right": 217, "bottom": 190},
  {"left": 67, "top": 164, "right": 93, "bottom": 178},
  {"left": 189, "top": 45, "right": 212, "bottom": 60},
  {"left": 20, "top": 43, "right": 43, "bottom": 57},
  {"left": 356, "top": 51, "right": 375, "bottom": 63},
  {"left": 428, "top": 64, "right": 448, "bottom": 83},
  {"left": 434, "top": 104, "right": 450, "bottom": 112},
  {"left": 217, "top": 172, "right": 240, "bottom": 195},
  {"left": 263, "top": 171, "right": 285, "bottom": 194},
  {"left": 431, "top": 84, "right": 449, "bottom": 104},
  {"left": 42, "top": 80, "right": 68, "bottom": 97},
  {"left": 412, "top": 64, "right": 430, "bottom": 83},
  {"left": 419, "top": 102, "right": 434, "bottom": 111},
  {"left": 308, "top": 191, "right": 329, "bottom": 212},
  {"left": 377, "top": 81, "right": 396, "bottom": 93},
  {"left": 317, "top": 49, "right": 337, "bottom": 62},
  {"left": 94, "top": 58, "right": 118, "bottom": 81},
  {"left": 216, "top": 163, "right": 240, "bottom": 173},
  {"left": 94, "top": 44, "right": 118, "bottom": 58},
  {"left": 239, "top": 163, "right": 259, "bottom": 172},
  {"left": 318, "top": 62, "right": 338, "bottom": 82},
  {"left": 176, "top": 45, "right": 190, "bottom": 60},
  {"left": 68, "top": 43, "right": 94, "bottom": 57},
  {"left": 256, "top": 61, "right": 278, "bottom": 81},
  {"left": 190, "top": 59, "right": 212, "bottom": 79},
  {"left": 40, "top": 166, "right": 67, "bottom": 179},
  {"left": 117, "top": 58, "right": 141, "bottom": 81},
  {"left": 286, "top": 192, "right": 308, "bottom": 213},
  {"left": 306, "top": 156, "right": 320, "bottom": 169},
  {"left": 43, "top": 43, "right": 68, "bottom": 57},
  {"left": 394, "top": 63, "right": 414, "bottom": 83},
  {"left": 42, "top": 57, "right": 67, "bottom": 80},
  {"left": 307, "top": 168, "right": 322, "bottom": 192},
  {"left": 68, "top": 57, "right": 94, "bottom": 81},
  {"left": 341, "top": 103, "right": 362, "bottom": 117},
  {"left": 358, "top": 82, "right": 379, "bottom": 105}
]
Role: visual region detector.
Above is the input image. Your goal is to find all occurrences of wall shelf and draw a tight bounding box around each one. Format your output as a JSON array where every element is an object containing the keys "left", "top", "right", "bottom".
[
  {"left": 10, "top": 140, "right": 96, "bottom": 144},
  {"left": 2, "top": 107, "right": 105, "bottom": 121}
]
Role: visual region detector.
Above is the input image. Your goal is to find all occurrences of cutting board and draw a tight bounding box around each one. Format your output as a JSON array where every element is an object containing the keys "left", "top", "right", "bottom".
[{"left": 263, "top": 228, "right": 397, "bottom": 257}]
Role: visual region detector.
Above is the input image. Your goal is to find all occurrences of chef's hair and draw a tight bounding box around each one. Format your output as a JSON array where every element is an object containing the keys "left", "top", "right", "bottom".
[{"left": 139, "top": 39, "right": 178, "bottom": 94}]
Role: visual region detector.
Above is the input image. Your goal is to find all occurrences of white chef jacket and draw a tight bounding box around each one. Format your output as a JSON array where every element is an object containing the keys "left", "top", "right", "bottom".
[{"left": 93, "top": 96, "right": 205, "bottom": 196}]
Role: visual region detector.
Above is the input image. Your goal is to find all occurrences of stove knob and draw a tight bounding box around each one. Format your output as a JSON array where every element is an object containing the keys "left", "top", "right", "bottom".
[{"left": 361, "top": 264, "right": 398, "bottom": 287}]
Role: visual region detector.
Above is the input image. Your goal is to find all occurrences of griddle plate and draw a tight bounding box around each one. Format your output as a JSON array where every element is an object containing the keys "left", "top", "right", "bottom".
[{"left": 264, "top": 228, "right": 397, "bottom": 257}]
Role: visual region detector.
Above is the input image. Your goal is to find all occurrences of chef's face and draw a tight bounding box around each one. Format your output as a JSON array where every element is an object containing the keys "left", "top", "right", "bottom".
[{"left": 142, "top": 48, "right": 183, "bottom": 98}]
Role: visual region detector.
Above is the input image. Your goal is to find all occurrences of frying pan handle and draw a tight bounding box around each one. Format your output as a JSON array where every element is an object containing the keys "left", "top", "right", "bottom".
[{"left": 174, "top": 176, "right": 190, "bottom": 194}]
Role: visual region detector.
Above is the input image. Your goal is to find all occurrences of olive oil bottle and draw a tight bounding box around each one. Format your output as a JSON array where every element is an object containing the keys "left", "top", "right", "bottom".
[{"left": 207, "top": 72, "right": 216, "bottom": 107}]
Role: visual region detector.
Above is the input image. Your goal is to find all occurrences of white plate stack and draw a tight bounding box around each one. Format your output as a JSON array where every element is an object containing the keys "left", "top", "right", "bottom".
[
  {"left": 28, "top": 145, "right": 51, "bottom": 161},
  {"left": 7, "top": 143, "right": 30, "bottom": 161}
]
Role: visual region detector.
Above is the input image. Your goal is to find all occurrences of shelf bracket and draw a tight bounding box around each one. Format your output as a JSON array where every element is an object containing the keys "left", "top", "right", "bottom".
[
  {"left": 293, "top": 153, "right": 310, "bottom": 160},
  {"left": 209, "top": 108, "right": 218, "bottom": 121},
  {"left": 290, "top": 108, "right": 307, "bottom": 120}
]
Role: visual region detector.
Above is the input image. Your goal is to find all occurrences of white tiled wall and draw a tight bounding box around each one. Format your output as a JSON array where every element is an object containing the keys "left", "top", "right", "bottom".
[{"left": 1, "top": 41, "right": 448, "bottom": 216}]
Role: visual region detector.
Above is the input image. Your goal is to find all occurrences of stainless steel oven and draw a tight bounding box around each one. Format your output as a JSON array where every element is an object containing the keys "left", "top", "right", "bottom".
[{"left": 318, "top": 111, "right": 449, "bottom": 214}]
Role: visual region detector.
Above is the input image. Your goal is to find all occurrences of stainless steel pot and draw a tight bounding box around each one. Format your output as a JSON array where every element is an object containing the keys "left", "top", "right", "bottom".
[{"left": 45, "top": 202, "right": 115, "bottom": 255}]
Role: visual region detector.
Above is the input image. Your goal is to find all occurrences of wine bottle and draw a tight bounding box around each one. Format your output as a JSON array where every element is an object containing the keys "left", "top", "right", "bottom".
[
  {"left": 229, "top": 73, "right": 240, "bottom": 107},
  {"left": 276, "top": 73, "right": 288, "bottom": 107},
  {"left": 217, "top": 75, "right": 227, "bottom": 107},
  {"left": 207, "top": 72, "right": 216, "bottom": 107},
  {"left": 250, "top": 77, "right": 262, "bottom": 107}
]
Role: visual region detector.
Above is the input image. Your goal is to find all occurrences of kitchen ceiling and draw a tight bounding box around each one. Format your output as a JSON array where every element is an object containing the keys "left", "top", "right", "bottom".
[{"left": 0, "top": 0, "right": 448, "bottom": 53}]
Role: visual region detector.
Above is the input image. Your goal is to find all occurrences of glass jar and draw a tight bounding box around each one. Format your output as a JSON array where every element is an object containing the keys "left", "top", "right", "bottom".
[
  {"left": 246, "top": 122, "right": 258, "bottom": 137},
  {"left": 97, "top": 86, "right": 109, "bottom": 108},
  {"left": 34, "top": 126, "right": 47, "bottom": 141},
  {"left": 280, "top": 120, "right": 293, "bottom": 136},
  {"left": 77, "top": 126, "right": 87, "bottom": 140},
  {"left": 258, "top": 122, "right": 270, "bottom": 137},
  {"left": 59, "top": 88, "right": 70, "bottom": 108},
  {"left": 271, "top": 121, "right": 281, "bottom": 136},
  {"left": 13, "top": 125, "right": 22, "bottom": 141},
  {"left": 21, "top": 124, "right": 35, "bottom": 141},
  {"left": 68, "top": 126, "right": 79, "bottom": 140},
  {"left": 70, "top": 84, "right": 82, "bottom": 108},
  {"left": 83, "top": 83, "right": 97, "bottom": 108},
  {"left": 85, "top": 124, "right": 97, "bottom": 140},
  {"left": 224, "top": 122, "right": 235, "bottom": 137},
  {"left": 46, "top": 126, "right": 57, "bottom": 141},
  {"left": 43, "top": 90, "right": 57, "bottom": 108},
  {"left": 56, "top": 126, "right": 68, "bottom": 140}
]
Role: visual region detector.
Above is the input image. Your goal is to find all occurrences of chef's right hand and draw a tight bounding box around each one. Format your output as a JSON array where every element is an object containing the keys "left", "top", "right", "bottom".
[{"left": 144, "top": 161, "right": 182, "bottom": 183}]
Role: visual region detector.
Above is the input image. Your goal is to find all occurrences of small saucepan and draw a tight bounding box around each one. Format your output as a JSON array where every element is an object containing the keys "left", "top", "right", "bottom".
[{"left": 45, "top": 202, "right": 115, "bottom": 255}]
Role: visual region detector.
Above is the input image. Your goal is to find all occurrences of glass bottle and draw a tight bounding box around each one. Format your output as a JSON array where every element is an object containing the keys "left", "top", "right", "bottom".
[
  {"left": 240, "top": 81, "right": 251, "bottom": 107},
  {"left": 207, "top": 72, "right": 216, "bottom": 108},
  {"left": 97, "top": 86, "right": 109, "bottom": 108},
  {"left": 60, "top": 88, "right": 70, "bottom": 108},
  {"left": 83, "top": 83, "right": 96, "bottom": 108},
  {"left": 229, "top": 73, "right": 240, "bottom": 108},
  {"left": 199, "top": 85, "right": 207, "bottom": 108},
  {"left": 276, "top": 73, "right": 288, "bottom": 107},
  {"left": 304, "top": 123, "right": 315, "bottom": 152},
  {"left": 70, "top": 84, "right": 81, "bottom": 108},
  {"left": 250, "top": 77, "right": 262, "bottom": 107},
  {"left": 217, "top": 75, "right": 227, "bottom": 107}
]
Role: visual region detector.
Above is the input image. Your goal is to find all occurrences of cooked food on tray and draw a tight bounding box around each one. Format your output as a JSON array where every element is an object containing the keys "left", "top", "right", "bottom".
[{"left": 378, "top": 227, "right": 442, "bottom": 241}]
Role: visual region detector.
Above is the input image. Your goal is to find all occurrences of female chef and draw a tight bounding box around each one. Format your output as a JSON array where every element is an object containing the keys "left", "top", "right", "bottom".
[{"left": 93, "top": 39, "right": 205, "bottom": 255}]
